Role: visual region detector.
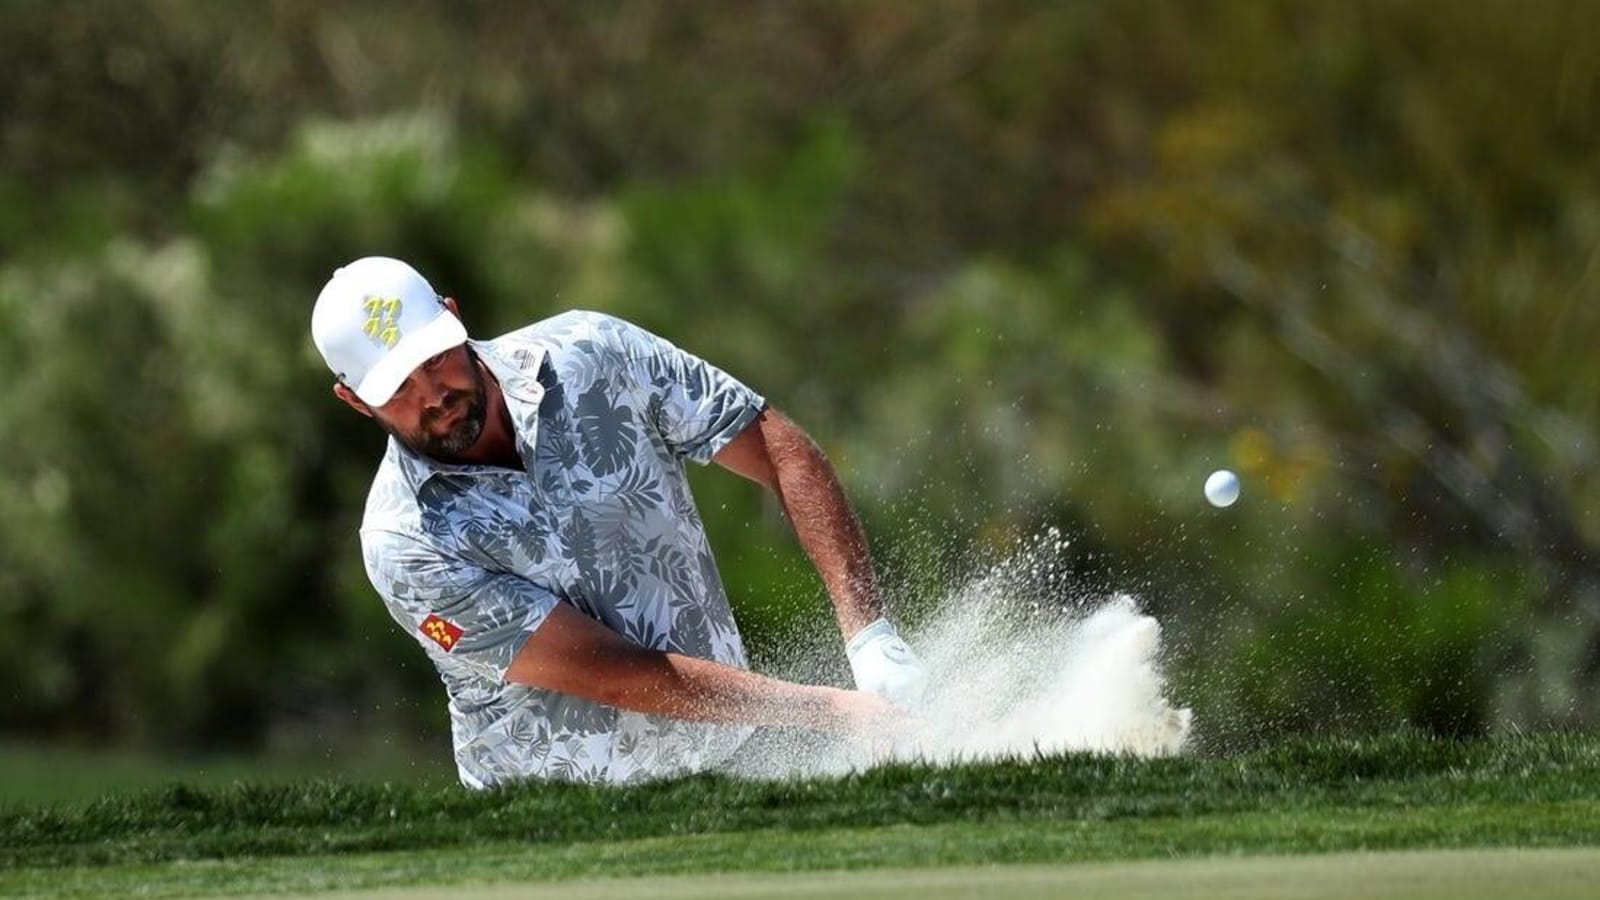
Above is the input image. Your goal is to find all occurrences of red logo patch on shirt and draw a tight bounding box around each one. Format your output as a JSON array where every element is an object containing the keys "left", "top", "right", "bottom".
[{"left": 420, "top": 614, "right": 464, "bottom": 652}]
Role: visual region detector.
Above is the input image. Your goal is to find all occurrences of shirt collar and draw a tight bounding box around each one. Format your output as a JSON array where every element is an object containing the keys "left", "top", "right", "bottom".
[{"left": 387, "top": 339, "right": 550, "bottom": 495}]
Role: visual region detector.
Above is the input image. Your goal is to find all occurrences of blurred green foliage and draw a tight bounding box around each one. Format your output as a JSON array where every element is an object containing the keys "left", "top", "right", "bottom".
[{"left": 1, "top": 1, "right": 1596, "bottom": 755}]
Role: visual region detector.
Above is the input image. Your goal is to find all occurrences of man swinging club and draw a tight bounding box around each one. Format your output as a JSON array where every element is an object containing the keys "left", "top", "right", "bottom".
[{"left": 311, "top": 256, "right": 929, "bottom": 787}]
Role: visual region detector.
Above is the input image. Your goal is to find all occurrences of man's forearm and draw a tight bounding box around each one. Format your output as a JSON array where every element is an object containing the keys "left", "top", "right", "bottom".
[
  {"left": 761, "top": 414, "right": 884, "bottom": 638},
  {"left": 505, "top": 602, "right": 880, "bottom": 729},
  {"left": 590, "top": 649, "right": 856, "bottom": 728}
]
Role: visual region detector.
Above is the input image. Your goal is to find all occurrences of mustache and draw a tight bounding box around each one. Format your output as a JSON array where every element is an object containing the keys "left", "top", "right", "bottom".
[{"left": 422, "top": 391, "right": 469, "bottom": 426}]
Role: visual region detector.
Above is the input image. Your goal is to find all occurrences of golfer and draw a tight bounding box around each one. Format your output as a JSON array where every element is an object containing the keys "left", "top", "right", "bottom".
[{"left": 312, "top": 257, "right": 928, "bottom": 787}]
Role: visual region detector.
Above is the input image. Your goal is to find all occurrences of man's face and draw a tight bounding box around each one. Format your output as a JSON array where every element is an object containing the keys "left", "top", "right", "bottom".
[{"left": 368, "top": 344, "right": 489, "bottom": 459}]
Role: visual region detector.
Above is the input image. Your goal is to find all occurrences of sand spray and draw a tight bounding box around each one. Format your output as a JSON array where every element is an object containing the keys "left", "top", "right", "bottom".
[{"left": 727, "top": 528, "right": 1194, "bottom": 778}]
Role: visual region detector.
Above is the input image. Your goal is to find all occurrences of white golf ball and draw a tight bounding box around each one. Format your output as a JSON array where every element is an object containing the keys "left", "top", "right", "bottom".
[{"left": 1204, "top": 469, "right": 1241, "bottom": 507}]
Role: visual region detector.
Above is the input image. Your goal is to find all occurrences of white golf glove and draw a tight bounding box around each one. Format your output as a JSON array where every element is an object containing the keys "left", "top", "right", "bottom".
[{"left": 846, "top": 618, "right": 929, "bottom": 709}]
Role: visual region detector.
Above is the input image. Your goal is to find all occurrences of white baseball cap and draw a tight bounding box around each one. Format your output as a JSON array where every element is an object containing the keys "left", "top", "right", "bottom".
[{"left": 310, "top": 256, "right": 468, "bottom": 406}]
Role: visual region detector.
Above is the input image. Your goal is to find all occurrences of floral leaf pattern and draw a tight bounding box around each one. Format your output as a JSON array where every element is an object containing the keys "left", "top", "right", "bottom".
[
  {"left": 359, "top": 310, "right": 767, "bottom": 789},
  {"left": 610, "top": 465, "right": 664, "bottom": 517},
  {"left": 575, "top": 380, "right": 637, "bottom": 476}
]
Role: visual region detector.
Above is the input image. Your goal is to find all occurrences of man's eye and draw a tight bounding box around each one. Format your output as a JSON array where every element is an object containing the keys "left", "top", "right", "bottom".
[{"left": 424, "top": 352, "right": 446, "bottom": 369}]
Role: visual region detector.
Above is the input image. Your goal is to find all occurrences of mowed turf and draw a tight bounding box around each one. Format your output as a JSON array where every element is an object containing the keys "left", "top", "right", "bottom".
[
  {"left": 2, "top": 732, "right": 1598, "bottom": 897},
  {"left": 254, "top": 848, "right": 1600, "bottom": 900}
]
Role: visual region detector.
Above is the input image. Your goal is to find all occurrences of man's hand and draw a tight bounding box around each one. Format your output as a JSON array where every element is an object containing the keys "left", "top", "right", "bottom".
[
  {"left": 828, "top": 686, "right": 909, "bottom": 733},
  {"left": 846, "top": 618, "right": 930, "bottom": 709}
]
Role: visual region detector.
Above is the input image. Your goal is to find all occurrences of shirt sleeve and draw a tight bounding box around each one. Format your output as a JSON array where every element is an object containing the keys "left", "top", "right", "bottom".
[
  {"left": 361, "top": 529, "right": 559, "bottom": 682},
  {"left": 596, "top": 314, "right": 768, "bottom": 464}
]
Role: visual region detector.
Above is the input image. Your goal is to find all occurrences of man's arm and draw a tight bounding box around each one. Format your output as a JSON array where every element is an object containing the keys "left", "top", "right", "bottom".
[
  {"left": 593, "top": 313, "right": 876, "bottom": 637},
  {"left": 586, "top": 314, "right": 925, "bottom": 705},
  {"left": 505, "top": 603, "right": 893, "bottom": 730},
  {"left": 713, "top": 407, "right": 882, "bottom": 640}
]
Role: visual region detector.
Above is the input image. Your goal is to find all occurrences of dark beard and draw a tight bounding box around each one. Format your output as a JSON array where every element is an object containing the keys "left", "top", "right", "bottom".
[
  {"left": 389, "top": 353, "right": 490, "bottom": 460},
  {"left": 418, "top": 389, "right": 486, "bottom": 458}
]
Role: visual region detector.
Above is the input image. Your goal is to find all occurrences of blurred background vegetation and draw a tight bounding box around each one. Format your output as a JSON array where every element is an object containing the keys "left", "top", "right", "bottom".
[{"left": 2, "top": 0, "right": 1597, "bottom": 789}]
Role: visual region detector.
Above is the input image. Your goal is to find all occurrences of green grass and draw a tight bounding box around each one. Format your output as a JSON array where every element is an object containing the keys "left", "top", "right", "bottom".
[
  {"left": 0, "top": 743, "right": 451, "bottom": 808},
  {"left": 2, "top": 731, "right": 1598, "bottom": 897}
]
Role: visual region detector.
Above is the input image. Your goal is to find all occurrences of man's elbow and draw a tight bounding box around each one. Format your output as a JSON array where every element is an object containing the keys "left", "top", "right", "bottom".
[{"left": 759, "top": 409, "right": 831, "bottom": 474}]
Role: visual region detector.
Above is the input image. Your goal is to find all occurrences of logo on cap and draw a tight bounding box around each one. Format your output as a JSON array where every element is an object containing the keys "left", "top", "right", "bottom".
[{"left": 363, "top": 296, "right": 404, "bottom": 349}]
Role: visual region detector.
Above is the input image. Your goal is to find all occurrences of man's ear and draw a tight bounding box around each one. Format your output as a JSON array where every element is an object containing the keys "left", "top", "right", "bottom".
[
  {"left": 441, "top": 296, "right": 461, "bottom": 318},
  {"left": 333, "top": 382, "right": 375, "bottom": 418}
]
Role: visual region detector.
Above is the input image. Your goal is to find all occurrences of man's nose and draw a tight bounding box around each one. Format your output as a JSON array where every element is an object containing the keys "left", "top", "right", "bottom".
[{"left": 418, "top": 380, "right": 449, "bottom": 412}]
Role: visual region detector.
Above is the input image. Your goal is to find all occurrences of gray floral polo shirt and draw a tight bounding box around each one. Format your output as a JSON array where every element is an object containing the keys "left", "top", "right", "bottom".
[{"left": 359, "top": 310, "right": 766, "bottom": 788}]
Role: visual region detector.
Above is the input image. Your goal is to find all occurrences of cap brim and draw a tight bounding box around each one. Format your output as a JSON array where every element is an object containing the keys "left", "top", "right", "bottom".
[{"left": 352, "top": 312, "right": 469, "bottom": 407}]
